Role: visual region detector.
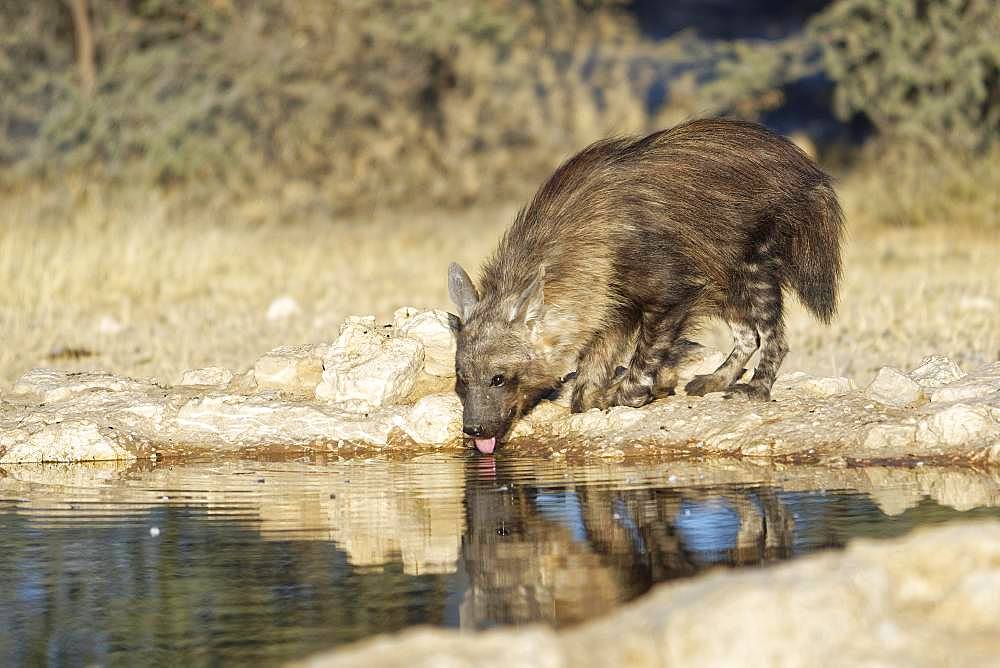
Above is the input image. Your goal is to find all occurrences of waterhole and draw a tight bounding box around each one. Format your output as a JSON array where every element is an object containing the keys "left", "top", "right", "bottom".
[{"left": 1, "top": 453, "right": 998, "bottom": 665}]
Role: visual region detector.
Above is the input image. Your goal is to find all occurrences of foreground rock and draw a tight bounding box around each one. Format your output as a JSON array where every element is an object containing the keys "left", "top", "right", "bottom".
[
  {"left": 297, "top": 521, "right": 1000, "bottom": 668},
  {"left": 1, "top": 309, "right": 999, "bottom": 464}
]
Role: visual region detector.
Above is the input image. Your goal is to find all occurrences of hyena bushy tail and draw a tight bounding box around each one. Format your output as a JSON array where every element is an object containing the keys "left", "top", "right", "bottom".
[{"left": 788, "top": 182, "right": 845, "bottom": 324}]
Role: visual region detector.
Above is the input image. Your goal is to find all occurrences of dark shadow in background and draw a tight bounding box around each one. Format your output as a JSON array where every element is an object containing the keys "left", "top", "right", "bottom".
[
  {"left": 630, "top": 0, "right": 834, "bottom": 40},
  {"left": 629, "top": 0, "right": 874, "bottom": 148}
]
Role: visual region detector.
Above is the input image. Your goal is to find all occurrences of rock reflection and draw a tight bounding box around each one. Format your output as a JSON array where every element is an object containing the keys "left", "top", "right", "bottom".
[
  {"left": 318, "top": 456, "right": 464, "bottom": 574},
  {"left": 0, "top": 455, "right": 466, "bottom": 576}
]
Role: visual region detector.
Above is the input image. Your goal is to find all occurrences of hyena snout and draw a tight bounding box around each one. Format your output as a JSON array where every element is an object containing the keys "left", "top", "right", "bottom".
[
  {"left": 461, "top": 411, "right": 505, "bottom": 439},
  {"left": 460, "top": 395, "right": 513, "bottom": 441},
  {"left": 463, "top": 422, "right": 487, "bottom": 438}
]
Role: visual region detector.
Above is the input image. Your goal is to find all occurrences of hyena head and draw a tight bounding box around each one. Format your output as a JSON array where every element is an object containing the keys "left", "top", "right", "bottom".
[{"left": 448, "top": 262, "right": 561, "bottom": 454}]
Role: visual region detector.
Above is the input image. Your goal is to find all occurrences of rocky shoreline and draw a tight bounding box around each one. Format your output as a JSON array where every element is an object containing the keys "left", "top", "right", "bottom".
[
  {"left": 3, "top": 308, "right": 999, "bottom": 665},
  {"left": 2, "top": 308, "right": 999, "bottom": 465}
]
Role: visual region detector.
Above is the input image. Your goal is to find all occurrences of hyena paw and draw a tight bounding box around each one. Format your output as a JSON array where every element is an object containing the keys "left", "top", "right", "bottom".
[
  {"left": 684, "top": 374, "right": 727, "bottom": 397},
  {"left": 652, "top": 368, "right": 678, "bottom": 398},
  {"left": 724, "top": 383, "right": 772, "bottom": 401},
  {"left": 571, "top": 382, "right": 607, "bottom": 413},
  {"left": 612, "top": 383, "right": 654, "bottom": 409},
  {"left": 654, "top": 385, "right": 676, "bottom": 398}
]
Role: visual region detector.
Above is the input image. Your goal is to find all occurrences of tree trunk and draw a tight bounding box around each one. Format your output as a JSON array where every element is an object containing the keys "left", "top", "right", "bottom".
[{"left": 68, "top": 0, "right": 96, "bottom": 96}]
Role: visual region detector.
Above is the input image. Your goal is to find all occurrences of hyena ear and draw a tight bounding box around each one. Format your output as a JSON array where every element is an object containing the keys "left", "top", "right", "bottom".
[
  {"left": 448, "top": 262, "right": 480, "bottom": 321},
  {"left": 508, "top": 265, "right": 545, "bottom": 327}
]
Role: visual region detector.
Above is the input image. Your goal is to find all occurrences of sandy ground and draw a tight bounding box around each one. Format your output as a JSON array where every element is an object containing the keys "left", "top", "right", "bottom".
[{"left": 1, "top": 184, "right": 998, "bottom": 390}]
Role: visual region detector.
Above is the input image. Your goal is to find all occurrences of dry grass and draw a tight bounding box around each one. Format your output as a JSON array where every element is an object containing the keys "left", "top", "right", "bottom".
[
  {"left": 0, "top": 184, "right": 511, "bottom": 387},
  {"left": 1, "top": 171, "right": 998, "bottom": 390}
]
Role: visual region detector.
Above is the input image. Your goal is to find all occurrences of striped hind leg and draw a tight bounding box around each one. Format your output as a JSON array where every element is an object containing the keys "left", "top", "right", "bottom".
[
  {"left": 726, "top": 264, "right": 788, "bottom": 401},
  {"left": 687, "top": 228, "right": 789, "bottom": 400},
  {"left": 727, "top": 293, "right": 788, "bottom": 401},
  {"left": 683, "top": 320, "right": 759, "bottom": 397}
]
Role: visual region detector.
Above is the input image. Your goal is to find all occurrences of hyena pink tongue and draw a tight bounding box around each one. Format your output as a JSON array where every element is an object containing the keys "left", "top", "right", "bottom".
[{"left": 474, "top": 437, "right": 496, "bottom": 454}]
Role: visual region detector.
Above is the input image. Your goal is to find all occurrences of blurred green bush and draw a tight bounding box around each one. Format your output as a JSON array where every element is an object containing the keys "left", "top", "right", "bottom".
[
  {"left": 0, "top": 0, "right": 996, "bottom": 217},
  {"left": 813, "top": 0, "right": 998, "bottom": 151},
  {"left": 1, "top": 1, "right": 656, "bottom": 211},
  {"left": 811, "top": 0, "right": 998, "bottom": 227}
]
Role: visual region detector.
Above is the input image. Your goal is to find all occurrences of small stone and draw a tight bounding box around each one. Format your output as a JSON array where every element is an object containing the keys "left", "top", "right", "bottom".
[
  {"left": 958, "top": 295, "right": 996, "bottom": 312},
  {"left": 177, "top": 366, "right": 234, "bottom": 387},
  {"left": 508, "top": 418, "right": 535, "bottom": 439},
  {"left": 97, "top": 315, "right": 125, "bottom": 335},
  {"left": 253, "top": 344, "right": 327, "bottom": 397},
  {"left": 909, "top": 356, "right": 965, "bottom": 389},
  {"left": 266, "top": 296, "right": 301, "bottom": 321},
  {"left": 865, "top": 367, "right": 925, "bottom": 407},
  {"left": 778, "top": 372, "right": 855, "bottom": 397},
  {"left": 800, "top": 376, "right": 855, "bottom": 397}
]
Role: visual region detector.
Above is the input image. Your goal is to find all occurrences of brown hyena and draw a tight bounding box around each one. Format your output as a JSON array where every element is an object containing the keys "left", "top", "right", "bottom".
[{"left": 448, "top": 118, "right": 844, "bottom": 453}]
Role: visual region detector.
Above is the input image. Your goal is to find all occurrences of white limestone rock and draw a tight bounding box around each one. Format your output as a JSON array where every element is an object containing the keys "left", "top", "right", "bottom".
[
  {"left": 776, "top": 371, "right": 855, "bottom": 397},
  {"left": 178, "top": 366, "right": 234, "bottom": 388},
  {"left": 175, "top": 394, "right": 397, "bottom": 445},
  {"left": 0, "top": 420, "right": 134, "bottom": 464},
  {"left": 865, "top": 367, "right": 925, "bottom": 407},
  {"left": 909, "top": 355, "right": 965, "bottom": 389},
  {"left": 863, "top": 424, "right": 917, "bottom": 451},
  {"left": 254, "top": 344, "right": 328, "bottom": 397},
  {"left": 555, "top": 407, "right": 646, "bottom": 436},
  {"left": 315, "top": 316, "right": 424, "bottom": 407},
  {"left": 916, "top": 404, "right": 997, "bottom": 447},
  {"left": 393, "top": 308, "right": 457, "bottom": 377},
  {"left": 706, "top": 412, "right": 766, "bottom": 451},
  {"left": 930, "top": 362, "right": 1000, "bottom": 403},
  {"left": 11, "top": 368, "right": 157, "bottom": 404},
  {"left": 399, "top": 393, "right": 462, "bottom": 444}
]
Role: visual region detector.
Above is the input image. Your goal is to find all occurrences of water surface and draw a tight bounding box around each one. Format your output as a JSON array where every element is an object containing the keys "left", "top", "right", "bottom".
[{"left": 1, "top": 454, "right": 998, "bottom": 665}]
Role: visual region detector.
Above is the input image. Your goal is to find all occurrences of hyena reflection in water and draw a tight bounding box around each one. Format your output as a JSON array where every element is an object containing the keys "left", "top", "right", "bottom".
[
  {"left": 459, "top": 465, "right": 795, "bottom": 629},
  {"left": 449, "top": 118, "right": 844, "bottom": 453}
]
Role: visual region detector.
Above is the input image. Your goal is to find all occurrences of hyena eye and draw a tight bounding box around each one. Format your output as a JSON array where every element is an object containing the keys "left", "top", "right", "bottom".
[{"left": 490, "top": 374, "right": 505, "bottom": 387}]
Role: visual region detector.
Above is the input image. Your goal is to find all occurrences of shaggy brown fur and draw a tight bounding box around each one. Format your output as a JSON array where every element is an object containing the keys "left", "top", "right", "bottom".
[{"left": 449, "top": 118, "right": 844, "bottom": 450}]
